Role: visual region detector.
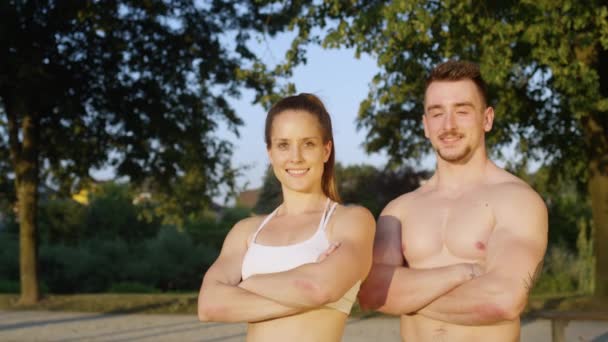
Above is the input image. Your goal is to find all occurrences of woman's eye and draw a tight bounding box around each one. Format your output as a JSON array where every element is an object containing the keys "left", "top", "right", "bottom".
[
  {"left": 305, "top": 141, "right": 315, "bottom": 147},
  {"left": 277, "top": 142, "right": 288, "bottom": 149}
]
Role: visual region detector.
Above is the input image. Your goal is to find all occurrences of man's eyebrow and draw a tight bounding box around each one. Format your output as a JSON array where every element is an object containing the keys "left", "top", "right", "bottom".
[
  {"left": 426, "top": 104, "right": 444, "bottom": 111},
  {"left": 426, "top": 102, "right": 476, "bottom": 112},
  {"left": 454, "top": 102, "right": 475, "bottom": 108}
]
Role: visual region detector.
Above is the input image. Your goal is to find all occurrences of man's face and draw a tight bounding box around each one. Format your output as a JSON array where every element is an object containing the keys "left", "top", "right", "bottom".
[{"left": 423, "top": 80, "right": 494, "bottom": 164}]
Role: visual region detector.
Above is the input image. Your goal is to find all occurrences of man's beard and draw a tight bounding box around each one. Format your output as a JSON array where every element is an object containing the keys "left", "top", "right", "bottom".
[
  {"left": 434, "top": 130, "right": 473, "bottom": 163},
  {"left": 437, "top": 145, "right": 473, "bottom": 163}
]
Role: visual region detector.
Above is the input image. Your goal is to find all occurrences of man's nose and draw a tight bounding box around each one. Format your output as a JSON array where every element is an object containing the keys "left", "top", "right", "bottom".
[{"left": 443, "top": 111, "right": 456, "bottom": 130}]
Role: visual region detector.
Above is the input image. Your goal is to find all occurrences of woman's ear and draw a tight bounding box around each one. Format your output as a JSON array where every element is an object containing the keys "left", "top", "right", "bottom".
[{"left": 324, "top": 140, "right": 332, "bottom": 163}]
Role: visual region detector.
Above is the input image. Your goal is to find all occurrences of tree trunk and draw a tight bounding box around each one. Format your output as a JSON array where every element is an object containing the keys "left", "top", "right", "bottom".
[
  {"left": 590, "top": 159, "right": 608, "bottom": 298},
  {"left": 8, "top": 109, "right": 41, "bottom": 305},
  {"left": 584, "top": 108, "right": 608, "bottom": 298}
]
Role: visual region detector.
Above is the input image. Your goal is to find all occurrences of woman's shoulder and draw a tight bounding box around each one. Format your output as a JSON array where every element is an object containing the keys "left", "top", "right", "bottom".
[
  {"left": 333, "top": 203, "right": 375, "bottom": 227},
  {"left": 229, "top": 214, "right": 269, "bottom": 236}
]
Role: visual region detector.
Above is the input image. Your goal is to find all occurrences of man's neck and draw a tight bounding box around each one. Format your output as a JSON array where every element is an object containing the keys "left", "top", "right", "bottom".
[{"left": 434, "top": 149, "right": 492, "bottom": 192}]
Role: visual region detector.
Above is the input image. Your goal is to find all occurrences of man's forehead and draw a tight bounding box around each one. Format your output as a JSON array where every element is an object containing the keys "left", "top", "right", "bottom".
[{"left": 424, "top": 80, "right": 483, "bottom": 108}]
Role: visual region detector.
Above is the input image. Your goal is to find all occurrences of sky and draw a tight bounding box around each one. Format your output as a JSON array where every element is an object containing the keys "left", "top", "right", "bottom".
[{"left": 218, "top": 34, "right": 393, "bottom": 192}]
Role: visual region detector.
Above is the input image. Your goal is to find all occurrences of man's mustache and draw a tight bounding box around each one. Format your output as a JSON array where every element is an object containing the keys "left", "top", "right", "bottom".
[{"left": 438, "top": 130, "right": 464, "bottom": 140}]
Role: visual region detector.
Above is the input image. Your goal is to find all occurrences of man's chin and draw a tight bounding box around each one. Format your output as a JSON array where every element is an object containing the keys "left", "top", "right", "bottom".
[{"left": 437, "top": 148, "right": 472, "bottom": 163}]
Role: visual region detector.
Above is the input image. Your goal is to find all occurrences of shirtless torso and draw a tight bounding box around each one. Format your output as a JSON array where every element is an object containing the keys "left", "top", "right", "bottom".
[
  {"left": 395, "top": 165, "right": 535, "bottom": 341},
  {"left": 358, "top": 62, "right": 548, "bottom": 342}
]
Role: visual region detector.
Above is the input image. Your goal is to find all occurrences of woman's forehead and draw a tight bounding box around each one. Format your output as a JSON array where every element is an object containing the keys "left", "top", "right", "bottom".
[{"left": 271, "top": 110, "right": 324, "bottom": 138}]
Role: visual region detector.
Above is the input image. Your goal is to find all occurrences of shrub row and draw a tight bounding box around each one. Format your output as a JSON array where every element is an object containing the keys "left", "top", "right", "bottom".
[{"left": 0, "top": 228, "right": 218, "bottom": 293}]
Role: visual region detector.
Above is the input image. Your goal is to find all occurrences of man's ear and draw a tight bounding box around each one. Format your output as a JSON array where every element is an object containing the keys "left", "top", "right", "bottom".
[{"left": 483, "top": 107, "right": 495, "bottom": 132}]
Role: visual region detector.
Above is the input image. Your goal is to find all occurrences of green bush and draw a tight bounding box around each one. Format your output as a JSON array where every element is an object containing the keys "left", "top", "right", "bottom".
[
  {"left": 85, "top": 182, "right": 160, "bottom": 241},
  {"left": 0, "top": 233, "right": 18, "bottom": 281},
  {"left": 38, "top": 198, "right": 87, "bottom": 244},
  {"left": 533, "top": 245, "right": 581, "bottom": 295},
  {"left": 0, "top": 280, "right": 19, "bottom": 293},
  {"left": 139, "top": 227, "right": 217, "bottom": 291},
  {"left": 36, "top": 227, "right": 217, "bottom": 294},
  {"left": 108, "top": 282, "right": 159, "bottom": 293}
]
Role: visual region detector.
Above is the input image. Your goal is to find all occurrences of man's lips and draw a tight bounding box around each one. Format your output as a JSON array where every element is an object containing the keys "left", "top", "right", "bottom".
[{"left": 439, "top": 133, "right": 463, "bottom": 143}]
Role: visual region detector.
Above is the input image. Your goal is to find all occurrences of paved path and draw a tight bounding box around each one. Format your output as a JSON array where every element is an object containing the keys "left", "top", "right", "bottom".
[{"left": 1, "top": 310, "right": 608, "bottom": 341}]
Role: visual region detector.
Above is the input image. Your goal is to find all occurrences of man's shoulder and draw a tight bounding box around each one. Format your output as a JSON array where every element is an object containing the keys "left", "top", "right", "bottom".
[
  {"left": 487, "top": 168, "right": 547, "bottom": 219},
  {"left": 489, "top": 168, "right": 544, "bottom": 203}
]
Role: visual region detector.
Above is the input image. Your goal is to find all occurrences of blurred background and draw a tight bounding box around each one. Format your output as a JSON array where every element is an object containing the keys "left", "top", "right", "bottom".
[{"left": 0, "top": 0, "right": 606, "bottom": 313}]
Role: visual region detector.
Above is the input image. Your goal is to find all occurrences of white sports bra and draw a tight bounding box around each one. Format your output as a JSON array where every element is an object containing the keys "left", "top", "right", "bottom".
[{"left": 241, "top": 199, "right": 360, "bottom": 314}]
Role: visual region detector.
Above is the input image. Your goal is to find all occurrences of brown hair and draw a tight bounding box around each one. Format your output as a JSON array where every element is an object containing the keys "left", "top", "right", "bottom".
[
  {"left": 425, "top": 60, "right": 489, "bottom": 107},
  {"left": 264, "top": 93, "right": 341, "bottom": 203}
]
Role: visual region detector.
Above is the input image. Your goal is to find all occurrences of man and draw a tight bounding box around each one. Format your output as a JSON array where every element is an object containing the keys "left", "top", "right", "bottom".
[{"left": 357, "top": 60, "right": 548, "bottom": 341}]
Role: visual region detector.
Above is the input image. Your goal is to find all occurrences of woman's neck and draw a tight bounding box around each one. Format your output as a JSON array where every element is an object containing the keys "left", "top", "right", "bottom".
[{"left": 279, "top": 189, "right": 328, "bottom": 215}]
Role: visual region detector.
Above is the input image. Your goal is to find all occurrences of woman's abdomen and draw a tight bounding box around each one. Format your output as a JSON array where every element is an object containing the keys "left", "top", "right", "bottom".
[{"left": 247, "top": 307, "right": 347, "bottom": 342}]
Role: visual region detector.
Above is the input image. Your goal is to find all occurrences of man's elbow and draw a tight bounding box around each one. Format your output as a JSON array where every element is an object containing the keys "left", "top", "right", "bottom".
[
  {"left": 357, "top": 288, "right": 384, "bottom": 311},
  {"left": 474, "top": 294, "right": 525, "bottom": 322}
]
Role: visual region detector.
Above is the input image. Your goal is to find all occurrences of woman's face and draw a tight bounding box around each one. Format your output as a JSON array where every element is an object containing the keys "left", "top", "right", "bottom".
[{"left": 267, "top": 110, "right": 331, "bottom": 195}]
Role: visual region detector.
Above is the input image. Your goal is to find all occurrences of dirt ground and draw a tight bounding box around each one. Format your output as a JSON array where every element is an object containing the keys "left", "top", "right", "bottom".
[{"left": 1, "top": 310, "right": 608, "bottom": 341}]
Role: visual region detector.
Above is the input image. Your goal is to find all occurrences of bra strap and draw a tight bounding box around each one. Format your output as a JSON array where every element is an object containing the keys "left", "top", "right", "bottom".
[
  {"left": 320, "top": 200, "right": 338, "bottom": 232},
  {"left": 251, "top": 206, "right": 280, "bottom": 242}
]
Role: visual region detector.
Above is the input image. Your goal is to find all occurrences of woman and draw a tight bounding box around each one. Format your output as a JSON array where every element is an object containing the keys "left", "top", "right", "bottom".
[{"left": 198, "top": 93, "right": 375, "bottom": 341}]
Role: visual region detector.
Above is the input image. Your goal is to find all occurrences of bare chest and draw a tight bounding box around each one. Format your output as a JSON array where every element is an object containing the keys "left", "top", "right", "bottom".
[{"left": 402, "top": 194, "right": 495, "bottom": 266}]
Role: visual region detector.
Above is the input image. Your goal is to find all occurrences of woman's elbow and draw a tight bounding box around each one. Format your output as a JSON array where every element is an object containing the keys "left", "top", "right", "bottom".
[
  {"left": 198, "top": 301, "right": 216, "bottom": 322},
  {"left": 198, "top": 296, "right": 228, "bottom": 322},
  {"left": 294, "top": 278, "right": 334, "bottom": 306}
]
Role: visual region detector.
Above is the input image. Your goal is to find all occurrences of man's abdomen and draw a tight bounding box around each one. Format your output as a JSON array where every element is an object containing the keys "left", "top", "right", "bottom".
[{"left": 400, "top": 314, "right": 520, "bottom": 342}]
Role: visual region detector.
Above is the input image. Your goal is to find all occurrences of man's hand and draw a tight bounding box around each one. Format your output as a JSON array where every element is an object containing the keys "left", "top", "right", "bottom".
[{"left": 467, "top": 263, "right": 484, "bottom": 279}]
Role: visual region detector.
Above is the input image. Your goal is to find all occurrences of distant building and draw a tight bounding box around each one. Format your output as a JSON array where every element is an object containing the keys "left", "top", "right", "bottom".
[{"left": 236, "top": 189, "right": 260, "bottom": 209}]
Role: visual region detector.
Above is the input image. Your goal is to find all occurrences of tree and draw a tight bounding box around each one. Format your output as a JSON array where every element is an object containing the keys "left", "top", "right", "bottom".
[
  {"left": 253, "top": 166, "right": 282, "bottom": 215},
  {"left": 254, "top": 163, "right": 427, "bottom": 217},
  {"left": 337, "top": 163, "right": 427, "bottom": 217},
  {"left": 271, "top": 1, "right": 608, "bottom": 296},
  {"left": 0, "top": 0, "right": 295, "bottom": 304}
]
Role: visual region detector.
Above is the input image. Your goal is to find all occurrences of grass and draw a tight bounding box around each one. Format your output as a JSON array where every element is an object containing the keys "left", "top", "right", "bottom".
[
  {"left": 1, "top": 292, "right": 606, "bottom": 317},
  {"left": 0, "top": 293, "right": 198, "bottom": 315}
]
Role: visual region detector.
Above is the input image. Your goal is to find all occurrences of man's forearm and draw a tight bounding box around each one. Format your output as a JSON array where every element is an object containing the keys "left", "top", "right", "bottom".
[
  {"left": 417, "top": 274, "right": 520, "bottom": 325},
  {"left": 359, "top": 263, "right": 472, "bottom": 315},
  {"left": 199, "top": 281, "right": 304, "bottom": 322}
]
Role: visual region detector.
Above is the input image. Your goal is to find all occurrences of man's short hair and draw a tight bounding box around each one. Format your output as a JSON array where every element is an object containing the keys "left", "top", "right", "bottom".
[{"left": 425, "top": 60, "right": 489, "bottom": 107}]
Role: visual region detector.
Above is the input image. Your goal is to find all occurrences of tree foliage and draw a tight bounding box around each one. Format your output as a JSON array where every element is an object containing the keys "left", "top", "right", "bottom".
[
  {"left": 0, "top": 0, "right": 300, "bottom": 302},
  {"left": 254, "top": 163, "right": 427, "bottom": 217},
  {"left": 264, "top": 0, "right": 608, "bottom": 297}
]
